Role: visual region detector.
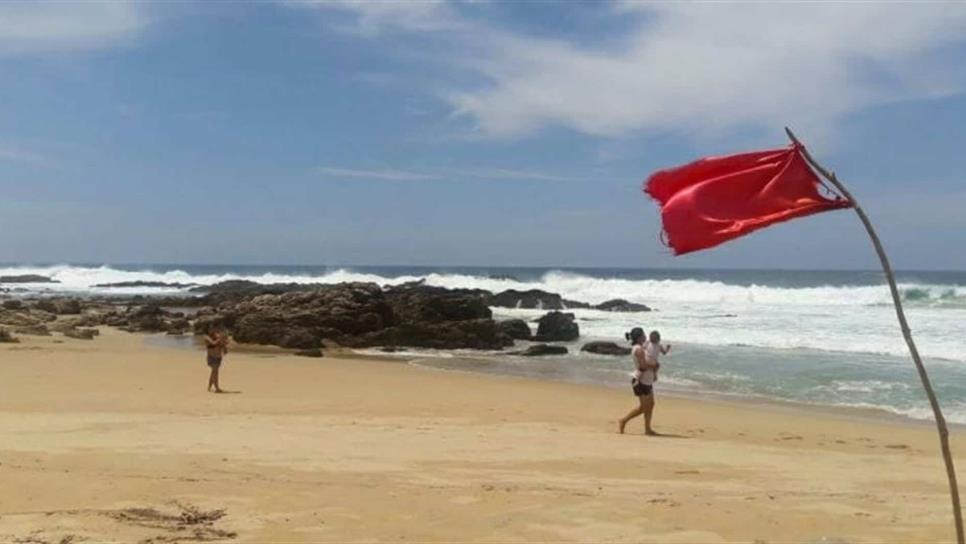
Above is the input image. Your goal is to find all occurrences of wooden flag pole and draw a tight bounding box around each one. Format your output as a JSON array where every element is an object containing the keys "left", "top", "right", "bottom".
[{"left": 785, "top": 127, "right": 964, "bottom": 544}]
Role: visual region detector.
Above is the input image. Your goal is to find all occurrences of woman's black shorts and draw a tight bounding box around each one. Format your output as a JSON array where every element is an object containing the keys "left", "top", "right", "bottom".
[{"left": 632, "top": 379, "right": 653, "bottom": 397}]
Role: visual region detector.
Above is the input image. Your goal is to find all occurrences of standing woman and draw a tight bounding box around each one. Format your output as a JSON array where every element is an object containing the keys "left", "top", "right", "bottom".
[
  {"left": 618, "top": 327, "right": 659, "bottom": 435},
  {"left": 205, "top": 326, "right": 229, "bottom": 393}
]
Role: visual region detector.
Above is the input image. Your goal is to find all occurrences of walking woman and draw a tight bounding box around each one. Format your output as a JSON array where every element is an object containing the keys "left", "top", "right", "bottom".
[{"left": 618, "top": 327, "right": 660, "bottom": 435}]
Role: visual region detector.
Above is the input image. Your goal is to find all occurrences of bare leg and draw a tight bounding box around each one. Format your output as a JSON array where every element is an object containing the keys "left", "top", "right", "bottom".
[
  {"left": 208, "top": 367, "right": 216, "bottom": 391},
  {"left": 643, "top": 394, "right": 656, "bottom": 435},
  {"left": 619, "top": 405, "right": 643, "bottom": 434},
  {"left": 212, "top": 366, "right": 222, "bottom": 393}
]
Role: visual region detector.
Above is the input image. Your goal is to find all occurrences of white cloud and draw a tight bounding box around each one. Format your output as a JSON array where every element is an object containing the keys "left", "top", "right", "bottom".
[
  {"left": 319, "top": 166, "right": 573, "bottom": 182},
  {"left": 0, "top": 1, "right": 147, "bottom": 55},
  {"left": 318, "top": 167, "right": 441, "bottom": 182},
  {"left": 295, "top": 2, "right": 966, "bottom": 141},
  {"left": 284, "top": 0, "right": 463, "bottom": 37},
  {"left": 0, "top": 143, "right": 47, "bottom": 167}
]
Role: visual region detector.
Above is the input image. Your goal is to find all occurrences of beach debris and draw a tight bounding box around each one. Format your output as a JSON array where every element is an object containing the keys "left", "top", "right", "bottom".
[
  {"left": 533, "top": 311, "right": 580, "bottom": 341},
  {"left": 580, "top": 341, "right": 631, "bottom": 356},
  {"left": 107, "top": 501, "right": 236, "bottom": 542}
]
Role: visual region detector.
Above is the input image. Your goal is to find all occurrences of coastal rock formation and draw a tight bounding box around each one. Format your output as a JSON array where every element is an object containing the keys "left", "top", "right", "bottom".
[
  {"left": 93, "top": 281, "right": 197, "bottom": 289},
  {"left": 488, "top": 289, "right": 562, "bottom": 310},
  {"left": 594, "top": 299, "right": 652, "bottom": 312},
  {"left": 517, "top": 344, "right": 568, "bottom": 356},
  {"left": 580, "top": 341, "right": 631, "bottom": 356},
  {"left": 0, "top": 275, "right": 59, "bottom": 284},
  {"left": 192, "top": 282, "right": 505, "bottom": 351},
  {"left": 294, "top": 348, "right": 324, "bottom": 357},
  {"left": 534, "top": 311, "right": 580, "bottom": 342},
  {"left": 497, "top": 319, "right": 532, "bottom": 340},
  {"left": 2, "top": 300, "right": 24, "bottom": 310},
  {"left": 13, "top": 324, "right": 51, "bottom": 336},
  {"left": 34, "top": 298, "right": 82, "bottom": 315}
]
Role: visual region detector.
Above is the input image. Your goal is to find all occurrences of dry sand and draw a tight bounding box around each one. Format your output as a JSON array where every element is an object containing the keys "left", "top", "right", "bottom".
[{"left": 1, "top": 328, "right": 964, "bottom": 543}]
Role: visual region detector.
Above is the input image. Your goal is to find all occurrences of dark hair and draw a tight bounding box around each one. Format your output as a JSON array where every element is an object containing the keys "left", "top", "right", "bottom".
[
  {"left": 650, "top": 330, "right": 661, "bottom": 343},
  {"left": 625, "top": 327, "right": 645, "bottom": 344}
]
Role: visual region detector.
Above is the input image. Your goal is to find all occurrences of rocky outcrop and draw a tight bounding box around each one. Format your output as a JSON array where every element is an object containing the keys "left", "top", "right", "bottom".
[
  {"left": 33, "top": 298, "right": 82, "bottom": 315},
  {"left": 580, "top": 341, "right": 631, "bottom": 356},
  {"left": 2, "top": 300, "right": 24, "bottom": 310},
  {"left": 294, "top": 348, "right": 324, "bottom": 358},
  {"left": 192, "top": 282, "right": 508, "bottom": 351},
  {"left": 517, "top": 344, "right": 568, "bottom": 356},
  {"left": 0, "top": 275, "right": 59, "bottom": 284},
  {"left": 487, "top": 289, "right": 591, "bottom": 310},
  {"left": 13, "top": 324, "right": 51, "bottom": 336},
  {"left": 93, "top": 281, "right": 197, "bottom": 289},
  {"left": 534, "top": 311, "right": 579, "bottom": 342},
  {"left": 497, "top": 319, "right": 532, "bottom": 340},
  {"left": 488, "top": 289, "right": 564, "bottom": 310},
  {"left": 594, "top": 299, "right": 652, "bottom": 312}
]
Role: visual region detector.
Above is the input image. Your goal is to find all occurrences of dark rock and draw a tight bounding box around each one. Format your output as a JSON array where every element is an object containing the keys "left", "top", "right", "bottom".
[
  {"left": 356, "top": 319, "right": 509, "bottom": 350},
  {"left": 0, "top": 275, "right": 59, "bottom": 284},
  {"left": 294, "top": 348, "right": 324, "bottom": 358},
  {"left": 0, "top": 327, "right": 18, "bottom": 343},
  {"left": 595, "top": 299, "right": 652, "bottom": 312},
  {"left": 2, "top": 300, "right": 24, "bottom": 310},
  {"left": 562, "top": 299, "right": 592, "bottom": 309},
  {"left": 517, "top": 344, "right": 568, "bottom": 356},
  {"left": 33, "top": 298, "right": 82, "bottom": 315},
  {"left": 488, "top": 274, "right": 520, "bottom": 281},
  {"left": 385, "top": 283, "right": 491, "bottom": 323},
  {"left": 93, "top": 281, "right": 197, "bottom": 289},
  {"left": 497, "top": 319, "right": 532, "bottom": 340},
  {"left": 488, "top": 289, "right": 565, "bottom": 310},
  {"left": 13, "top": 324, "right": 50, "bottom": 336},
  {"left": 188, "top": 282, "right": 510, "bottom": 351},
  {"left": 534, "top": 311, "right": 580, "bottom": 342},
  {"left": 125, "top": 305, "right": 167, "bottom": 332},
  {"left": 580, "top": 341, "right": 631, "bottom": 356},
  {"left": 63, "top": 327, "right": 97, "bottom": 340}
]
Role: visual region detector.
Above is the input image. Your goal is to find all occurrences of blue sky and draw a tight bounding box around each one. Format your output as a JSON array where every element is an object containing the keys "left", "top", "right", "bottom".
[{"left": 2, "top": 1, "right": 966, "bottom": 269}]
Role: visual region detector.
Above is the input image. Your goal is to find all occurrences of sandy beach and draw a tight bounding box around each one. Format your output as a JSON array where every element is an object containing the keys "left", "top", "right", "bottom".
[{"left": 1, "top": 328, "right": 964, "bottom": 543}]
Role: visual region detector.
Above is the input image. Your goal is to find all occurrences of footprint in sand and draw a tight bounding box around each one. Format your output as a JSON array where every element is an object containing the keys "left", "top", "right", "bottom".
[
  {"left": 779, "top": 435, "right": 803, "bottom": 441},
  {"left": 674, "top": 470, "right": 700, "bottom": 475},
  {"left": 885, "top": 444, "right": 909, "bottom": 450}
]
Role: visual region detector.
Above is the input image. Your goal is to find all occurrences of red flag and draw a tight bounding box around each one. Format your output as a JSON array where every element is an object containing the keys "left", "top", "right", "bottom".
[{"left": 644, "top": 144, "right": 852, "bottom": 255}]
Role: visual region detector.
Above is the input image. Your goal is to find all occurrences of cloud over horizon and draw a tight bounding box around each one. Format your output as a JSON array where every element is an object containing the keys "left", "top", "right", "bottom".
[
  {"left": 0, "top": 0, "right": 148, "bottom": 56},
  {"left": 299, "top": 2, "right": 966, "bottom": 142}
]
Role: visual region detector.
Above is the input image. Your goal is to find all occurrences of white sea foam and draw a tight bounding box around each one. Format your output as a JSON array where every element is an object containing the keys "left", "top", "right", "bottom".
[{"left": 3, "top": 264, "right": 966, "bottom": 361}]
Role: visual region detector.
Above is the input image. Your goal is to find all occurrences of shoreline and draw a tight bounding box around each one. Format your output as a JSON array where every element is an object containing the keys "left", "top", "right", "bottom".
[
  {"left": 153, "top": 332, "right": 960, "bottom": 431},
  {"left": 3, "top": 328, "right": 966, "bottom": 542}
]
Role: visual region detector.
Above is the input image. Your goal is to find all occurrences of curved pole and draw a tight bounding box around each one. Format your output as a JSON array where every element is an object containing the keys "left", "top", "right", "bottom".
[{"left": 786, "top": 127, "right": 963, "bottom": 544}]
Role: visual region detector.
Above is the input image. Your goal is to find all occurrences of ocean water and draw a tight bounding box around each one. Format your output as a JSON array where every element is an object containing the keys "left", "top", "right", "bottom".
[{"left": 3, "top": 263, "right": 966, "bottom": 423}]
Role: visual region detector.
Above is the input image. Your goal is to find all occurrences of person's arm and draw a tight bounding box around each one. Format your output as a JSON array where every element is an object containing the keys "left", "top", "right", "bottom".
[
  {"left": 661, "top": 343, "right": 671, "bottom": 355},
  {"left": 204, "top": 335, "right": 217, "bottom": 348}
]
